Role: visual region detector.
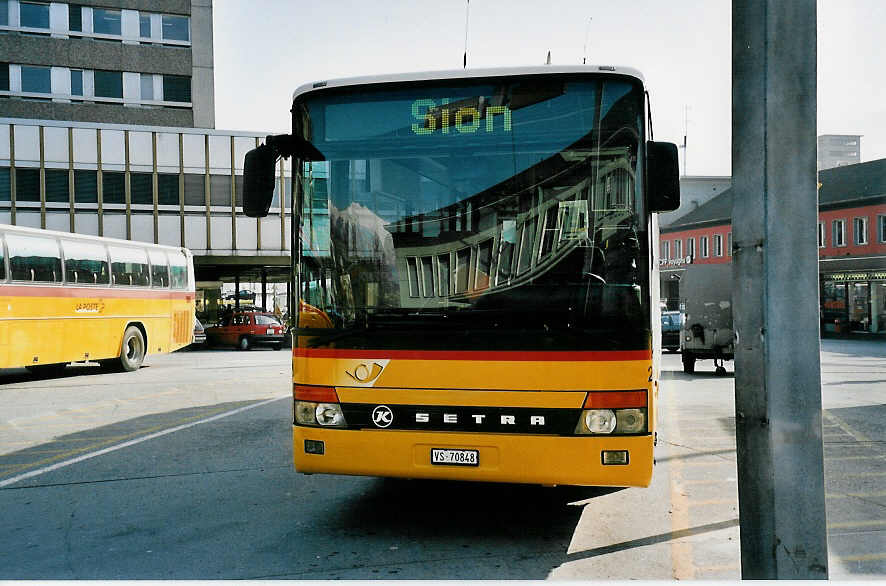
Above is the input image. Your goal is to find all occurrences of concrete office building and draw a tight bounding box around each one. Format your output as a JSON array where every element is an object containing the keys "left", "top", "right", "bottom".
[
  {"left": 0, "top": 1, "right": 297, "bottom": 319},
  {"left": 818, "top": 134, "right": 861, "bottom": 170},
  {"left": 0, "top": 0, "right": 214, "bottom": 128},
  {"left": 0, "top": 117, "right": 294, "bottom": 319}
]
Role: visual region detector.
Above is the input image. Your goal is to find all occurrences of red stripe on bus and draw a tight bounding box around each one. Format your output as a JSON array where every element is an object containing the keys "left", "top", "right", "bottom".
[
  {"left": 0, "top": 285, "right": 193, "bottom": 300},
  {"left": 292, "top": 348, "right": 652, "bottom": 361}
]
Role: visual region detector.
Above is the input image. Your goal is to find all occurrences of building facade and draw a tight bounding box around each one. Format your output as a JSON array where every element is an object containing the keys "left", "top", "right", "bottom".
[
  {"left": 659, "top": 159, "right": 886, "bottom": 336},
  {"left": 0, "top": 0, "right": 214, "bottom": 128},
  {"left": 658, "top": 175, "right": 731, "bottom": 228},
  {"left": 0, "top": 117, "right": 294, "bottom": 319},
  {"left": 818, "top": 134, "right": 861, "bottom": 170}
]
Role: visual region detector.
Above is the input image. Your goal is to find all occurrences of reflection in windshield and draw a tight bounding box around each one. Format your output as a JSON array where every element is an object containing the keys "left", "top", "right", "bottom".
[{"left": 297, "top": 76, "right": 649, "bottom": 351}]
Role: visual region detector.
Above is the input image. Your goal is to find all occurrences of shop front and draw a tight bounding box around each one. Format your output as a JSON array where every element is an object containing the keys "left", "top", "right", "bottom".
[{"left": 820, "top": 261, "right": 886, "bottom": 336}]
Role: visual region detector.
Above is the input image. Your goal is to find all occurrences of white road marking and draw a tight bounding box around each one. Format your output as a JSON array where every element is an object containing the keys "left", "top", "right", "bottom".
[{"left": 0, "top": 396, "right": 287, "bottom": 488}]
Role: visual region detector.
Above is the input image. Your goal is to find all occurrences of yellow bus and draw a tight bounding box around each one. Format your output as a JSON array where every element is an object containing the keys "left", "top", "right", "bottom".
[
  {"left": 244, "top": 66, "right": 679, "bottom": 486},
  {"left": 0, "top": 224, "right": 195, "bottom": 375}
]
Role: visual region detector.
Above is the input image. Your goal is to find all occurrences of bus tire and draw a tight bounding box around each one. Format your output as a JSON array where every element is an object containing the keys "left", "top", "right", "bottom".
[
  {"left": 119, "top": 326, "right": 146, "bottom": 371},
  {"left": 681, "top": 352, "right": 695, "bottom": 374},
  {"left": 238, "top": 336, "right": 251, "bottom": 351},
  {"left": 273, "top": 343, "right": 283, "bottom": 351}
]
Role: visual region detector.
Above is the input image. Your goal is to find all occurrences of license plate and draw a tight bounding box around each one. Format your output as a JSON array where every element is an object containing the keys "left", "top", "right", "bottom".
[
  {"left": 431, "top": 448, "right": 479, "bottom": 466},
  {"left": 267, "top": 328, "right": 274, "bottom": 335}
]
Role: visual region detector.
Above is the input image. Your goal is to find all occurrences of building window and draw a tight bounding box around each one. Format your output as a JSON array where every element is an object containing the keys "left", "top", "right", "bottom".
[
  {"left": 157, "top": 173, "right": 179, "bottom": 206},
  {"left": 818, "top": 222, "right": 826, "bottom": 248},
  {"left": 102, "top": 172, "right": 126, "bottom": 204},
  {"left": 0, "top": 63, "right": 9, "bottom": 92},
  {"left": 94, "top": 70, "right": 123, "bottom": 98},
  {"left": 879, "top": 215, "right": 886, "bottom": 244},
  {"left": 16, "top": 168, "right": 40, "bottom": 201},
  {"left": 45, "top": 169, "right": 70, "bottom": 203},
  {"left": 714, "top": 234, "right": 723, "bottom": 257},
  {"left": 727, "top": 232, "right": 732, "bottom": 256},
  {"left": 139, "top": 14, "right": 151, "bottom": 38},
  {"left": 130, "top": 172, "right": 153, "bottom": 205},
  {"left": 20, "top": 2, "right": 50, "bottom": 29},
  {"left": 71, "top": 70, "right": 83, "bottom": 96},
  {"left": 700, "top": 236, "right": 709, "bottom": 258},
  {"left": 673, "top": 239, "right": 682, "bottom": 259},
  {"left": 162, "top": 75, "right": 191, "bottom": 103},
  {"left": 69, "top": 4, "right": 82, "bottom": 32},
  {"left": 833, "top": 219, "right": 846, "bottom": 247},
  {"left": 687, "top": 237, "right": 695, "bottom": 258},
  {"left": 853, "top": 217, "right": 868, "bottom": 245},
  {"left": 74, "top": 170, "right": 97, "bottom": 203},
  {"left": 161, "top": 14, "right": 189, "bottom": 42},
  {"left": 140, "top": 74, "right": 153, "bottom": 101},
  {"left": 93, "top": 8, "right": 121, "bottom": 36},
  {"left": 20, "top": 65, "right": 51, "bottom": 94},
  {"left": 661, "top": 240, "right": 669, "bottom": 260},
  {"left": 0, "top": 0, "right": 8, "bottom": 26}
]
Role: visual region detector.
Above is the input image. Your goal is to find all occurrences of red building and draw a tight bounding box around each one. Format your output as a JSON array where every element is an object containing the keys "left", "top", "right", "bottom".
[{"left": 660, "top": 159, "right": 886, "bottom": 336}]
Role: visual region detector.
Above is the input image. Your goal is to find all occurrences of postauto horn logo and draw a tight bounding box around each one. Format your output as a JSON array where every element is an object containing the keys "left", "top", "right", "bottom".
[{"left": 345, "top": 361, "right": 387, "bottom": 384}]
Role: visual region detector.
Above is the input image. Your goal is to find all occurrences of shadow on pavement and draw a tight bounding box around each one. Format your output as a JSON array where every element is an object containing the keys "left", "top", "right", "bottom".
[
  {"left": 662, "top": 370, "right": 735, "bottom": 382},
  {"left": 317, "top": 478, "right": 622, "bottom": 579},
  {"left": 565, "top": 518, "right": 739, "bottom": 563}
]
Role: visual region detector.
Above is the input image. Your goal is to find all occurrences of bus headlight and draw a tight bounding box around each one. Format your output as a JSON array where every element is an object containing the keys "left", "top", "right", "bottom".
[
  {"left": 575, "top": 408, "right": 648, "bottom": 435},
  {"left": 615, "top": 408, "right": 646, "bottom": 434},
  {"left": 315, "top": 403, "right": 346, "bottom": 426},
  {"left": 295, "top": 401, "right": 318, "bottom": 425},
  {"left": 583, "top": 409, "right": 616, "bottom": 434}
]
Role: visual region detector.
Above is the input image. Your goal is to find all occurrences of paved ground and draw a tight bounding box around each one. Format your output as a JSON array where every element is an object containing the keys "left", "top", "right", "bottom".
[{"left": 0, "top": 339, "right": 882, "bottom": 579}]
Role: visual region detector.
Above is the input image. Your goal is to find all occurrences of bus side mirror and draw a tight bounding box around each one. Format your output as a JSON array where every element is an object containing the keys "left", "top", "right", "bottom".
[
  {"left": 243, "top": 134, "right": 325, "bottom": 218},
  {"left": 647, "top": 141, "right": 680, "bottom": 212},
  {"left": 243, "top": 144, "right": 278, "bottom": 218}
]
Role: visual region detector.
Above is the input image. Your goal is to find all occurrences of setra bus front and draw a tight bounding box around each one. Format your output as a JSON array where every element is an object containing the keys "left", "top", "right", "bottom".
[{"left": 243, "top": 66, "right": 679, "bottom": 486}]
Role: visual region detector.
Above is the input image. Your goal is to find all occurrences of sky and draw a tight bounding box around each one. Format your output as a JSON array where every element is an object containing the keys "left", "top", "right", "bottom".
[{"left": 212, "top": 0, "right": 886, "bottom": 178}]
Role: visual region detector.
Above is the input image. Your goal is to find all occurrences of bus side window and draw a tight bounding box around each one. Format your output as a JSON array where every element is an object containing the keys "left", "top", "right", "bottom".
[
  {"left": 109, "top": 245, "right": 150, "bottom": 287},
  {"left": 62, "top": 239, "right": 110, "bottom": 285},
  {"left": 6, "top": 233, "right": 62, "bottom": 283},
  {"left": 167, "top": 250, "right": 188, "bottom": 289},
  {"left": 148, "top": 249, "right": 169, "bottom": 288}
]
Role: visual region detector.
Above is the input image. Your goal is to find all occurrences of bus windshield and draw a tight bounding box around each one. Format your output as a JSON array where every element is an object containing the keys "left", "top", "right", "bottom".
[{"left": 296, "top": 74, "right": 649, "bottom": 351}]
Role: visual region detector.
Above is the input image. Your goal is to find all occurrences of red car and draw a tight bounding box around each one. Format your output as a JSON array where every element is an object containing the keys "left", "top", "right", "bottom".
[{"left": 205, "top": 310, "right": 286, "bottom": 350}]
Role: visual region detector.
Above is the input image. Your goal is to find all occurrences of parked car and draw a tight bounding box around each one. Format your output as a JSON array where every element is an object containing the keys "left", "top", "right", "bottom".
[
  {"left": 192, "top": 317, "right": 206, "bottom": 347},
  {"left": 205, "top": 310, "right": 286, "bottom": 350},
  {"left": 661, "top": 310, "right": 682, "bottom": 353}
]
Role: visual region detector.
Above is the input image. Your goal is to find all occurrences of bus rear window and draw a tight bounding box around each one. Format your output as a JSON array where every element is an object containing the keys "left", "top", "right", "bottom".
[
  {"left": 6, "top": 233, "right": 62, "bottom": 282},
  {"left": 148, "top": 249, "right": 169, "bottom": 288},
  {"left": 62, "top": 239, "right": 110, "bottom": 285},
  {"left": 167, "top": 250, "right": 188, "bottom": 289},
  {"left": 108, "top": 245, "right": 150, "bottom": 287}
]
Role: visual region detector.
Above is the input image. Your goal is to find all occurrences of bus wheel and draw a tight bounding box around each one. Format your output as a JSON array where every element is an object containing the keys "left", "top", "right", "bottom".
[
  {"left": 119, "top": 326, "right": 146, "bottom": 371},
  {"left": 681, "top": 352, "right": 695, "bottom": 374},
  {"left": 273, "top": 343, "right": 283, "bottom": 351},
  {"left": 238, "top": 336, "right": 251, "bottom": 351},
  {"left": 26, "top": 363, "right": 67, "bottom": 376}
]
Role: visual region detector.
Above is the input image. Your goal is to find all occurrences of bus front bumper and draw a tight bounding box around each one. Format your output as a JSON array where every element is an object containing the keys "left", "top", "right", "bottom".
[{"left": 293, "top": 426, "right": 654, "bottom": 487}]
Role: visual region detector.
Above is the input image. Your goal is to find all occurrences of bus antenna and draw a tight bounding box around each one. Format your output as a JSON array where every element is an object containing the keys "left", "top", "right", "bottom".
[
  {"left": 463, "top": 0, "right": 470, "bottom": 68},
  {"left": 546, "top": 50, "right": 551, "bottom": 65}
]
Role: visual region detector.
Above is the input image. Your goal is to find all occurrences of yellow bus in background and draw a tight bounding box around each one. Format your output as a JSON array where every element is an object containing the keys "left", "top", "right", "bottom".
[
  {"left": 0, "top": 224, "right": 195, "bottom": 375},
  {"left": 244, "top": 66, "right": 680, "bottom": 487}
]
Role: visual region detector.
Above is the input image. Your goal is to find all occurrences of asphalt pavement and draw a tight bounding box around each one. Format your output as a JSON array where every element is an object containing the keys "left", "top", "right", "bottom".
[{"left": 0, "top": 339, "right": 882, "bottom": 579}]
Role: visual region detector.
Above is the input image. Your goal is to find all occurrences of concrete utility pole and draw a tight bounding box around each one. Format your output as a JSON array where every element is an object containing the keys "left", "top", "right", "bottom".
[{"left": 732, "top": 1, "right": 828, "bottom": 578}]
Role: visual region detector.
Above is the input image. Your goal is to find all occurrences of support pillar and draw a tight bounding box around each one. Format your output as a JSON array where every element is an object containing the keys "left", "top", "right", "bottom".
[
  {"left": 732, "top": 0, "right": 828, "bottom": 578},
  {"left": 234, "top": 274, "right": 240, "bottom": 311},
  {"left": 261, "top": 269, "right": 267, "bottom": 312}
]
